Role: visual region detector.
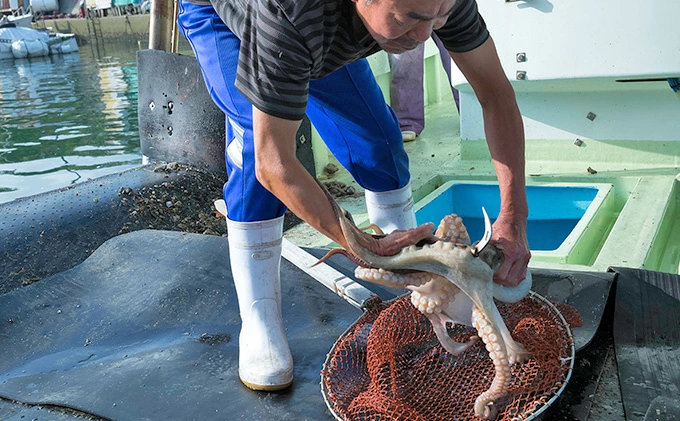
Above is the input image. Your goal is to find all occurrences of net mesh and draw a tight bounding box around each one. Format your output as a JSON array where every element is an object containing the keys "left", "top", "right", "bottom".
[{"left": 322, "top": 292, "right": 582, "bottom": 421}]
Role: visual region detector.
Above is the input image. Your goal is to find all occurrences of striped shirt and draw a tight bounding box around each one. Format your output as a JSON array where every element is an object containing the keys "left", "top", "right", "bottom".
[{"left": 209, "top": 0, "right": 489, "bottom": 121}]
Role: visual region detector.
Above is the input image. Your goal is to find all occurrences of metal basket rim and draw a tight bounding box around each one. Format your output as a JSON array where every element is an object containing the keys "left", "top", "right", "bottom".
[{"left": 320, "top": 290, "right": 576, "bottom": 421}]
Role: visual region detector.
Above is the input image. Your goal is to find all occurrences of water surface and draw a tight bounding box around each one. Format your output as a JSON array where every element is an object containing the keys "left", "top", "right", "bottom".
[{"left": 0, "top": 42, "right": 146, "bottom": 203}]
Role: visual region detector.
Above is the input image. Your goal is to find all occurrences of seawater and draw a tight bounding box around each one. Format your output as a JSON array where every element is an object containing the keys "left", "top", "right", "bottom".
[{"left": 0, "top": 40, "right": 192, "bottom": 204}]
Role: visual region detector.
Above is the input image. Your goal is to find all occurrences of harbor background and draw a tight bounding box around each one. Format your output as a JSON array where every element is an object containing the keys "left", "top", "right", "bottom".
[{"left": 0, "top": 16, "right": 193, "bottom": 204}]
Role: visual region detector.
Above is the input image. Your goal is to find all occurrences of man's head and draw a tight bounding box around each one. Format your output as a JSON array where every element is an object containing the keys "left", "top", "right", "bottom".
[{"left": 353, "top": 0, "right": 457, "bottom": 53}]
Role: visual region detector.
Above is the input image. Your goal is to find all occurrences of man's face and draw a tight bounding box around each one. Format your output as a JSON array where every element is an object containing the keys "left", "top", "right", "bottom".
[{"left": 354, "top": 0, "right": 458, "bottom": 53}]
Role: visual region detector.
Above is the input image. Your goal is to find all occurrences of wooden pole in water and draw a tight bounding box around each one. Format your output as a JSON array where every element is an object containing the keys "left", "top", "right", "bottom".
[{"left": 148, "top": 0, "right": 179, "bottom": 52}]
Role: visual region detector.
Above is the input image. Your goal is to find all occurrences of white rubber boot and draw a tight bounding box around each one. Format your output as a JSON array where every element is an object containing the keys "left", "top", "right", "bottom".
[
  {"left": 227, "top": 216, "right": 293, "bottom": 391},
  {"left": 365, "top": 182, "right": 417, "bottom": 233}
]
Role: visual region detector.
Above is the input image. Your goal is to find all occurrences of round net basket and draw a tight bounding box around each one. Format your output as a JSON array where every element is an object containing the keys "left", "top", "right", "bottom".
[{"left": 321, "top": 291, "right": 581, "bottom": 421}]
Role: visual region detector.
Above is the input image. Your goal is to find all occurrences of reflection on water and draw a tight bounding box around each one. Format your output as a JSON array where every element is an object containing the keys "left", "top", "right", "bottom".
[{"left": 0, "top": 42, "right": 146, "bottom": 203}]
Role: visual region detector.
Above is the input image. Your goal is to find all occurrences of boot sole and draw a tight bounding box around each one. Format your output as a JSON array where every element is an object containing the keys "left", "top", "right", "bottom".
[{"left": 241, "top": 377, "right": 293, "bottom": 391}]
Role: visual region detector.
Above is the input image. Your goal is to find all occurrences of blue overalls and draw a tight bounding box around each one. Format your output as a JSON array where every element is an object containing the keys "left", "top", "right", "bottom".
[{"left": 177, "top": 0, "right": 410, "bottom": 222}]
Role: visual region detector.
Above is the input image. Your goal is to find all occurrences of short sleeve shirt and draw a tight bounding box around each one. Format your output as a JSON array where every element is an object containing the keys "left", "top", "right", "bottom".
[{"left": 209, "top": 0, "right": 489, "bottom": 121}]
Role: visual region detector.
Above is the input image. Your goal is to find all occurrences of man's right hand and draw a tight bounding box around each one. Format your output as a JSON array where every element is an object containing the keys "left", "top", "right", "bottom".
[{"left": 251, "top": 109, "right": 437, "bottom": 262}]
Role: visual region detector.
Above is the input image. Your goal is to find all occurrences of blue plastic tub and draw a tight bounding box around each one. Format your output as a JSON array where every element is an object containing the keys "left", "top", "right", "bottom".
[{"left": 415, "top": 182, "right": 601, "bottom": 251}]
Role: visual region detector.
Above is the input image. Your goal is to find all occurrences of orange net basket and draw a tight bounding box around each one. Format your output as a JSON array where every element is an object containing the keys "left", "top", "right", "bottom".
[{"left": 321, "top": 291, "right": 581, "bottom": 421}]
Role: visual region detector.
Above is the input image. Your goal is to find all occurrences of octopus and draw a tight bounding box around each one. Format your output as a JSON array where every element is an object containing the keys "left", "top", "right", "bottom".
[{"left": 318, "top": 184, "right": 533, "bottom": 420}]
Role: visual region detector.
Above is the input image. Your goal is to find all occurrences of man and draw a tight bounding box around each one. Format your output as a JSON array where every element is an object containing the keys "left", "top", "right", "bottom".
[
  {"left": 178, "top": 0, "right": 531, "bottom": 392},
  {"left": 389, "top": 34, "right": 459, "bottom": 142}
]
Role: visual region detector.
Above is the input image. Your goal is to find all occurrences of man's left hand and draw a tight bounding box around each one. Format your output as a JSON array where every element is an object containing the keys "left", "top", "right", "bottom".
[{"left": 490, "top": 213, "right": 531, "bottom": 287}]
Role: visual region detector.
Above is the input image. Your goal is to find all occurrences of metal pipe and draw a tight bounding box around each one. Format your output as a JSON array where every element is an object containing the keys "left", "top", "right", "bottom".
[
  {"left": 171, "top": 0, "right": 180, "bottom": 53},
  {"left": 280, "top": 238, "right": 381, "bottom": 310},
  {"left": 148, "top": 0, "right": 178, "bottom": 52}
]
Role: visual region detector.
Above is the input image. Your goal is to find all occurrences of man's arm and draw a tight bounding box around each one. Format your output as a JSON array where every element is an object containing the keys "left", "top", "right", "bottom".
[
  {"left": 251, "top": 107, "right": 434, "bottom": 256},
  {"left": 449, "top": 36, "right": 531, "bottom": 286}
]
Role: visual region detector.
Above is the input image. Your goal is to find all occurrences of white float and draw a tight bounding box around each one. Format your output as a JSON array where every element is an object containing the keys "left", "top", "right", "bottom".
[
  {"left": 0, "top": 26, "right": 79, "bottom": 60},
  {"left": 30, "top": 0, "right": 60, "bottom": 13}
]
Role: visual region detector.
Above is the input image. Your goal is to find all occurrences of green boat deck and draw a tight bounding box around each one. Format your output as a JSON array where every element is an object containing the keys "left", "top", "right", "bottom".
[{"left": 286, "top": 44, "right": 680, "bottom": 275}]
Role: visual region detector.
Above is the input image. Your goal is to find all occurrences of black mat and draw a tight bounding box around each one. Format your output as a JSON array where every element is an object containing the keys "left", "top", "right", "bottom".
[
  {"left": 611, "top": 267, "right": 680, "bottom": 421},
  {"left": 0, "top": 230, "right": 361, "bottom": 421},
  {"left": 536, "top": 284, "right": 618, "bottom": 421},
  {"left": 531, "top": 269, "right": 615, "bottom": 351},
  {"left": 0, "top": 403, "right": 85, "bottom": 421}
]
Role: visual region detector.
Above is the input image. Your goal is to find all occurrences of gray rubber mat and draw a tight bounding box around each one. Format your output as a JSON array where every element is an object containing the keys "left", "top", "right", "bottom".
[
  {"left": 0, "top": 230, "right": 360, "bottom": 421},
  {"left": 0, "top": 227, "right": 621, "bottom": 421},
  {"left": 611, "top": 267, "right": 680, "bottom": 421}
]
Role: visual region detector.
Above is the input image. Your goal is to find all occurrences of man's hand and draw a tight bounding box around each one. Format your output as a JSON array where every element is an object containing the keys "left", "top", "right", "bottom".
[{"left": 490, "top": 213, "right": 531, "bottom": 287}]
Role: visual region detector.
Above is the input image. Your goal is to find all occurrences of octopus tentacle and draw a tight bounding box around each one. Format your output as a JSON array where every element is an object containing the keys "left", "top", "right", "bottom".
[
  {"left": 349, "top": 238, "right": 460, "bottom": 283},
  {"left": 358, "top": 223, "right": 384, "bottom": 236},
  {"left": 435, "top": 214, "right": 471, "bottom": 245},
  {"left": 355, "top": 266, "right": 480, "bottom": 355},
  {"left": 413, "top": 279, "right": 478, "bottom": 354},
  {"left": 488, "top": 303, "right": 531, "bottom": 366},
  {"left": 427, "top": 311, "right": 478, "bottom": 355},
  {"left": 472, "top": 306, "right": 510, "bottom": 420},
  {"left": 312, "top": 248, "right": 354, "bottom": 267},
  {"left": 354, "top": 267, "right": 431, "bottom": 289}
]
